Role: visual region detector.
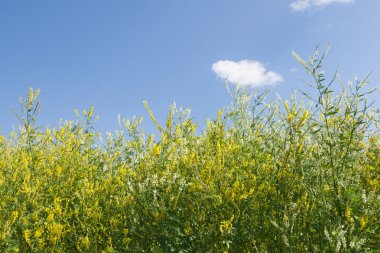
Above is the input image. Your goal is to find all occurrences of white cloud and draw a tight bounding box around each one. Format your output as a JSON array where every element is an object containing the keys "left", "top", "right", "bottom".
[
  {"left": 290, "top": 0, "right": 353, "bottom": 12},
  {"left": 212, "top": 60, "right": 283, "bottom": 87}
]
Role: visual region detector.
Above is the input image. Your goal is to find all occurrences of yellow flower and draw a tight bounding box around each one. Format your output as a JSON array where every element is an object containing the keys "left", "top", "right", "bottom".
[
  {"left": 239, "top": 188, "right": 254, "bottom": 200},
  {"left": 23, "top": 229, "right": 32, "bottom": 246},
  {"left": 219, "top": 215, "right": 234, "bottom": 234},
  {"left": 34, "top": 228, "right": 44, "bottom": 238},
  {"left": 82, "top": 235, "right": 90, "bottom": 249},
  {"left": 299, "top": 110, "right": 309, "bottom": 125},
  {"left": 56, "top": 166, "right": 62, "bottom": 177},
  {"left": 46, "top": 213, "right": 54, "bottom": 223},
  {"left": 153, "top": 144, "right": 161, "bottom": 156},
  {"left": 360, "top": 215, "right": 368, "bottom": 230},
  {"left": 345, "top": 207, "right": 354, "bottom": 223},
  {"left": 184, "top": 224, "right": 192, "bottom": 236},
  {"left": 284, "top": 101, "right": 290, "bottom": 114},
  {"left": 123, "top": 237, "right": 132, "bottom": 246},
  {"left": 11, "top": 211, "right": 19, "bottom": 223}
]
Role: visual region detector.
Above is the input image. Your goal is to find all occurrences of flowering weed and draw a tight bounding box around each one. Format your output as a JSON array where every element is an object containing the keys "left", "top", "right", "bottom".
[{"left": 0, "top": 46, "right": 379, "bottom": 252}]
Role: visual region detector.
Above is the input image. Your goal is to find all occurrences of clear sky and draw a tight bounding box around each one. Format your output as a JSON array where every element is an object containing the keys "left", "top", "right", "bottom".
[{"left": 1, "top": 0, "right": 379, "bottom": 135}]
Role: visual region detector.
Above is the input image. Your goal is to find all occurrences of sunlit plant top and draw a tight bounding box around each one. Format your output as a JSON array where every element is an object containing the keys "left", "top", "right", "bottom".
[{"left": 1, "top": 46, "right": 379, "bottom": 252}]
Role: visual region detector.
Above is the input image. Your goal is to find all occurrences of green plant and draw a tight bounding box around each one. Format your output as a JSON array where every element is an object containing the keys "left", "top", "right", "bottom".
[{"left": 0, "top": 46, "right": 379, "bottom": 252}]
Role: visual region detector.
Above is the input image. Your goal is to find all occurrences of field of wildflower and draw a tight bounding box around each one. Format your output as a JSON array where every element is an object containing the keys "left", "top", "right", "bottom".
[{"left": 1, "top": 48, "right": 379, "bottom": 252}]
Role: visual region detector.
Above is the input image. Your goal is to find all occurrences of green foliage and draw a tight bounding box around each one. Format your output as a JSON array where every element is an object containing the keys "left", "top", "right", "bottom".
[{"left": 1, "top": 47, "right": 380, "bottom": 252}]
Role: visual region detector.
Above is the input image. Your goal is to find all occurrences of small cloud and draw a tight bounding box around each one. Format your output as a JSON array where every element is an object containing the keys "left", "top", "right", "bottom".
[
  {"left": 290, "top": 67, "right": 298, "bottom": 73},
  {"left": 290, "top": 0, "right": 353, "bottom": 12},
  {"left": 211, "top": 60, "right": 283, "bottom": 87}
]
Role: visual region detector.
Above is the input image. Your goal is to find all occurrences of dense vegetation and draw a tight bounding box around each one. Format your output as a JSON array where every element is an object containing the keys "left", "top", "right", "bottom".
[{"left": 1, "top": 47, "right": 380, "bottom": 252}]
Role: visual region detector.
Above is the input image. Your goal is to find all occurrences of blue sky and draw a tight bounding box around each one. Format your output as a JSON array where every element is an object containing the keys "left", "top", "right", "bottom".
[{"left": 1, "top": 0, "right": 379, "bottom": 135}]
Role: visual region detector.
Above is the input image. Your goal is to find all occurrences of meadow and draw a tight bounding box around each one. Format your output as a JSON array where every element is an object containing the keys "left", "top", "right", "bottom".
[{"left": 1, "top": 47, "right": 379, "bottom": 252}]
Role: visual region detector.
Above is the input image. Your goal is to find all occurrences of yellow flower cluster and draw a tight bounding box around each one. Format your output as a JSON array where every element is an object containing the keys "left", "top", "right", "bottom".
[{"left": 0, "top": 76, "right": 379, "bottom": 252}]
